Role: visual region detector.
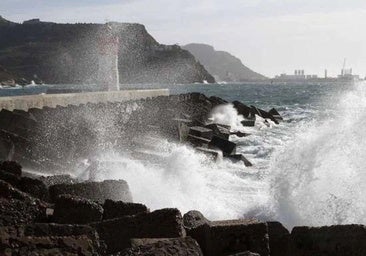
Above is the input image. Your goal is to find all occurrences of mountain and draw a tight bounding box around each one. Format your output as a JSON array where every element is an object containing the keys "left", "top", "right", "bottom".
[
  {"left": 0, "top": 17, "right": 215, "bottom": 85},
  {"left": 183, "top": 43, "right": 266, "bottom": 82}
]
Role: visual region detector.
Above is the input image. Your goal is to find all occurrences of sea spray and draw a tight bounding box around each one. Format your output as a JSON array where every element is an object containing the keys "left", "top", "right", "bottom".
[{"left": 270, "top": 82, "right": 366, "bottom": 228}]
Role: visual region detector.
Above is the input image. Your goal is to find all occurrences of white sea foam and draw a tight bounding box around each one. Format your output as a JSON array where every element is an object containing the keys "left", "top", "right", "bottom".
[{"left": 79, "top": 82, "right": 366, "bottom": 228}]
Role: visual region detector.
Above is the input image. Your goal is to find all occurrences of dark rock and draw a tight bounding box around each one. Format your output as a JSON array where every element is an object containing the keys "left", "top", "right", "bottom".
[
  {"left": 0, "top": 181, "right": 49, "bottom": 226},
  {"left": 205, "top": 123, "right": 231, "bottom": 140},
  {"left": 241, "top": 119, "right": 256, "bottom": 127},
  {"left": 94, "top": 208, "right": 185, "bottom": 253},
  {"left": 183, "top": 210, "right": 210, "bottom": 231},
  {"left": 251, "top": 106, "right": 279, "bottom": 125},
  {"left": 121, "top": 237, "right": 203, "bottom": 256},
  {"left": 226, "top": 154, "right": 253, "bottom": 167},
  {"left": 209, "top": 136, "right": 236, "bottom": 156},
  {"left": 290, "top": 224, "right": 366, "bottom": 256},
  {"left": 49, "top": 179, "right": 132, "bottom": 203},
  {"left": 187, "top": 134, "right": 211, "bottom": 147},
  {"left": 188, "top": 218, "right": 269, "bottom": 256},
  {"left": 19, "top": 176, "right": 49, "bottom": 201},
  {"left": 0, "top": 232, "right": 104, "bottom": 255},
  {"left": 53, "top": 194, "right": 104, "bottom": 224},
  {"left": 233, "top": 101, "right": 253, "bottom": 118},
  {"left": 196, "top": 147, "right": 221, "bottom": 161},
  {"left": 231, "top": 131, "right": 250, "bottom": 137},
  {"left": 0, "top": 169, "right": 20, "bottom": 187},
  {"left": 40, "top": 174, "right": 77, "bottom": 187},
  {"left": 228, "top": 252, "right": 260, "bottom": 256},
  {"left": 188, "top": 126, "right": 214, "bottom": 140},
  {"left": 269, "top": 108, "right": 283, "bottom": 121},
  {"left": 103, "top": 199, "right": 149, "bottom": 220},
  {"left": 209, "top": 96, "right": 228, "bottom": 106},
  {"left": 0, "top": 160, "right": 22, "bottom": 176},
  {"left": 267, "top": 222, "right": 290, "bottom": 256}
]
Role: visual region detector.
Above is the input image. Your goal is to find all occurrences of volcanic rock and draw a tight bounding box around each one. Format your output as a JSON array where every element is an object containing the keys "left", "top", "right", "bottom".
[
  {"left": 226, "top": 154, "right": 253, "bottom": 167},
  {"left": 49, "top": 179, "right": 132, "bottom": 203},
  {"left": 94, "top": 208, "right": 185, "bottom": 253},
  {"left": 0, "top": 180, "right": 48, "bottom": 226},
  {"left": 0, "top": 160, "right": 22, "bottom": 176},
  {"left": 103, "top": 199, "right": 149, "bottom": 220},
  {"left": 267, "top": 221, "right": 290, "bottom": 256},
  {"left": 289, "top": 224, "right": 366, "bottom": 256},
  {"left": 53, "top": 194, "right": 104, "bottom": 224},
  {"left": 121, "top": 237, "right": 203, "bottom": 256}
]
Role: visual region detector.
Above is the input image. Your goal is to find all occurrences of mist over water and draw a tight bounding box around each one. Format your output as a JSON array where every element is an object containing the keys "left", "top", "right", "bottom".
[{"left": 2, "top": 82, "right": 363, "bottom": 229}]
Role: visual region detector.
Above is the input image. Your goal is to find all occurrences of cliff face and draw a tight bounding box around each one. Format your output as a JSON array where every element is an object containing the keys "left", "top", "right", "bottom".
[
  {"left": 0, "top": 18, "right": 214, "bottom": 85},
  {"left": 183, "top": 43, "right": 266, "bottom": 82}
]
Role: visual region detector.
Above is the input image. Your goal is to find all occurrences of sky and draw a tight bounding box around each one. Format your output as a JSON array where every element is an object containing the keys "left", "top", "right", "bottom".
[{"left": 1, "top": 0, "right": 366, "bottom": 78}]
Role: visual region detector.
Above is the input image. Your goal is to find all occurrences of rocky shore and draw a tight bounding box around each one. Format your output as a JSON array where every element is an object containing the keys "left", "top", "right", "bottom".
[
  {"left": 1, "top": 160, "right": 366, "bottom": 255},
  {"left": 1, "top": 92, "right": 365, "bottom": 255}
]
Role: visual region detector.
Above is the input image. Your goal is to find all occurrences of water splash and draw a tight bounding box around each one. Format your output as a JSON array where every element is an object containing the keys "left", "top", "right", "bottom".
[{"left": 270, "top": 82, "right": 366, "bottom": 228}]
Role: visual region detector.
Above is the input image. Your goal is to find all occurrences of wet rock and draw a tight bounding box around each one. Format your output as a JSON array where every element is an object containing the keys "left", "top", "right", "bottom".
[
  {"left": 290, "top": 224, "right": 366, "bottom": 256},
  {"left": 267, "top": 222, "right": 290, "bottom": 256},
  {"left": 0, "top": 180, "right": 48, "bottom": 226},
  {"left": 0, "top": 160, "right": 22, "bottom": 176},
  {"left": 121, "top": 237, "right": 203, "bottom": 256},
  {"left": 103, "top": 199, "right": 149, "bottom": 220},
  {"left": 189, "top": 126, "right": 214, "bottom": 140},
  {"left": 187, "top": 134, "right": 211, "bottom": 147},
  {"left": 228, "top": 252, "right": 260, "bottom": 256},
  {"left": 195, "top": 147, "right": 221, "bottom": 161},
  {"left": 188, "top": 217, "right": 269, "bottom": 256},
  {"left": 40, "top": 174, "right": 77, "bottom": 187},
  {"left": 241, "top": 118, "right": 256, "bottom": 127},
  {"left": 49, "top": 179, "right": 132, "bottom": 203},
  {"left": 226, "top": 154, "right": 253, "bottom": 167},
  {"left": 53, "top": 194, "right": 103, "bottom": 224},
  {"left": 268, "top": 108, "right": 283, "bottom": 121},
  {"left": 209, "top": 135, "right": 237, "bottom": 156},
  {"left": 94, "top": 208, "right": 185, "bottom": 253},
  {"left": 183, "top": 210, "right": 210, "bottom": 231},
  {"left": 205, "top": 123, "right": 231, "bottom": 140},
  {"left": 0, "top": 233, "right": 103, "bottom": 255},
  {"left": 0, "top": 169, "right": 20, "bottom": 187},
  {"left": 19, "top": 176, "right": 49, "bottom": 201},
  {"left": 233, "top": 101, "right": 252, "bottom": 118},
  {"left": 209, "top": 96, "right": 228, "bottom": 106},
  {"left": 251, "top": 105, "right": 279, "bottom": 125}
]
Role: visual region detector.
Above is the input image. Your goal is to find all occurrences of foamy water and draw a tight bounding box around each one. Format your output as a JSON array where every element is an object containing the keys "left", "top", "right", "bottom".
[
  {"left": 85, "top": 82, "right": 366, "bottom": 229},
  {"left": 3, "top": 82, "right": 363, "bottom": 229}
]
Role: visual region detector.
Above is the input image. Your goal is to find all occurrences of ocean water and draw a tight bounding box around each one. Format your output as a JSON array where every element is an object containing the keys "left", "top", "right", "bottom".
[{"left": 1, "top": 82, "right": 363, "bottom": 229}]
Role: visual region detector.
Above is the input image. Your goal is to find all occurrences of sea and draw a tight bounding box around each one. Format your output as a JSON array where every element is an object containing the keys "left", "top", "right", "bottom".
[{"left": 1, "top": 82, "right": 365, "bottom": 229}]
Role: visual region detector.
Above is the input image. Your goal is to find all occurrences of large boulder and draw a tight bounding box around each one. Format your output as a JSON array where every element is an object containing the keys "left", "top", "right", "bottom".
[
  {"left": 209, "top": 136, "right": 237, "bottom": 156},
  {"left": 40, "top": 174, "right": 77, "bottom": 187},
  {"left": 0, "top": 231, "right": 104, "bottom": 255},
  {"left": 49, "top": 179, "right": 132, "bottom": 203},
  {"left": 187, "top": 216, "right": 269, "bottom": 256},
  {"left": 121, "top": 237, "right": 203, "bottom": 256},
  {"left": 289, "top": 224, "right": 366, "bottom": 256},
  {"left": 183, "top": 210, "right": 210, "bottom": 231},
  {"left": 0, "top": 180, "right": 49, "bottom": 226},
  {"left": 103, "top": 199, "right": 149, "bottom": 220},
  {"left": 19, "top": 176, "right": 49, "bottom": 201},
  {"left": 53, "top": 194, "right": 104, "bottom": 224},
  {"left": 267, "top": 222, "right": 290, "bottom": 256},
  {"left": 94, "top": 208, "right": 185, "bottom": 253},
  {"left": 0, "top": 161, "right": 22, "bottom": 176}
]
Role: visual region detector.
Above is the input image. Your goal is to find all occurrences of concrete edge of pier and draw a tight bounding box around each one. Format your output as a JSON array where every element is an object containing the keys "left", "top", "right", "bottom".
[{"left": 0, "top": 89, "right": 170, "bottom": 111}]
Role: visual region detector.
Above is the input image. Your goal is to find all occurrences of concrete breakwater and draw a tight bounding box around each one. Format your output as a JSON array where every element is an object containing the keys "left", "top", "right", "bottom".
[{"left": 0, "top": 89, "right": 169, "bottom": 111}]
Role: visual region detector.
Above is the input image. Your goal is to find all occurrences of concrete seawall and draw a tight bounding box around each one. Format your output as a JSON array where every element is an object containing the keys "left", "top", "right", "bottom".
[{"left": 0, "top": 89, "right": 169, "bottom": 111}]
